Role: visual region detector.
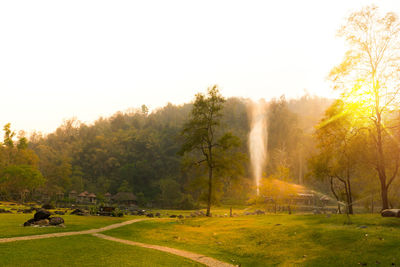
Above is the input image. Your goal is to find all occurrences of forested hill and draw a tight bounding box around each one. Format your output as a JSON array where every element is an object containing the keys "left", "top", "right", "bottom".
[{"left": 21, "top": 94, "right": 330, "bottom": 207}]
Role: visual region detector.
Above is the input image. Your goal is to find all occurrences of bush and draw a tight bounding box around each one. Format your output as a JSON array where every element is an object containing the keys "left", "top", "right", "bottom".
[
  {"left": 112, "top": 208, "right": 124, "bottom": 217},
  {"left": 89, "top": 206, "right": 98, "bottom": 215}
]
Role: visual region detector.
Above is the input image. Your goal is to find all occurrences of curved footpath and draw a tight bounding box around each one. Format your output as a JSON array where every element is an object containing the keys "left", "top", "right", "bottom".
[
  {"left": 0, "top": 218, "right": 235, "bottom": 267},
  {"left": 92, "top": 233, "right": 234, "bottom": 267}
]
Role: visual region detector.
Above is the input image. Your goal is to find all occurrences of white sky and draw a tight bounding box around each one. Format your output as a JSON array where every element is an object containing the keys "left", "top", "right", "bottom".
[{"left": 1, "top": 0, "right": 399, "bottom": 134}]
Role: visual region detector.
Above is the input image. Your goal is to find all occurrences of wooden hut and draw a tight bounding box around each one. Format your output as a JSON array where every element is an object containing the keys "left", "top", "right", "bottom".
[
  {"left": 104, "top": 192, "right": 112, "bottom": 203},
  {"left": 69, "top": 190, "right": 77, "bottom": 201},
  {"left": 88, "top": 193, "right": 97, "bottom": 204},
  {"left": 77, "top": 191, "right": 89, "bottom": 203},
  {"left": 112, "top": 192, "right": 137, "bottom": 206}
]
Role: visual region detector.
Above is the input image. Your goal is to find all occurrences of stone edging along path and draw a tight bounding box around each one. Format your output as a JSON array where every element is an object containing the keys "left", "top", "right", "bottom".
[{"left": 0, "top": 219, "right": 235, "bottom": 267}]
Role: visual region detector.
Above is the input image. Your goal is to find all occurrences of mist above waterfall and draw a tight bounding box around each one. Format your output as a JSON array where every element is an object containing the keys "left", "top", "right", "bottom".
[{"left": 249, "top": 100, "right": 267, "bottom": 195}]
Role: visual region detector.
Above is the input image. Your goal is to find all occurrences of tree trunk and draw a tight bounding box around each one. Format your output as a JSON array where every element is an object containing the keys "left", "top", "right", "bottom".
[
  {"left": 371, "top": 195, "right": 374, "bottom": 213},
  {"left": 374, "top": 79, "right": 389, "bottom": 210},
  {"left": 206, "top": 165, "right": 213, "bottom": 217},
  {"left": 330, "top": 177, "right": 341, "bottom": 214},
  {"left": 346, "top": 178, "right": 353, "bottom": 215},
  {"left": 381, "top": 182, "right": 389, "bottom": 211}
]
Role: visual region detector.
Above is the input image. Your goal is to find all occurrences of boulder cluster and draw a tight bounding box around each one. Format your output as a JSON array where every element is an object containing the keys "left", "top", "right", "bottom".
[
  {"left": 129, "top": 209, "right": 160, "bottom": 218},
  {"left": 70, "top": 208, "right": 88, "bottom": 216},
  {"left": 243, "top": 209, "right": 265, "bottom": 216},
  {"left": 0, "top": 208, "right": 12, "bottom": 214},
  {"left": 23, "top": 209, "right": 64, "bottom": 227}
]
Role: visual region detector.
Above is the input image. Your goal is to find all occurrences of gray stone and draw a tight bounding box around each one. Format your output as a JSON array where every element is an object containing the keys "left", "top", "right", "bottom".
[
  {"left": 34, "top": 209, "right": 51, "bottom": 221},
  {"left": 35, "top": 219, "right": 49, "bottom": 226},
  {"left": 49, "top": 217, "right": 64, "bottom": 226}
]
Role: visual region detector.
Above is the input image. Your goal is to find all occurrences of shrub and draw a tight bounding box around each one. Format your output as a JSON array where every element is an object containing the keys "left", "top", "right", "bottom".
[{"left": 112, "top": 208, "right": 124, "bottom": 217}]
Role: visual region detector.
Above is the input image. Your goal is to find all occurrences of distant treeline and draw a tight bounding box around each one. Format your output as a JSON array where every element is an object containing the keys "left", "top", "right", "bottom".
[{"left": 0, "top": 94, "right": 331, "bottom": 208}]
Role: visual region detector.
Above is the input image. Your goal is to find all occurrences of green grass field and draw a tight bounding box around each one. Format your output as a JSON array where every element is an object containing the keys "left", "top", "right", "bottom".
[
  {"left": 2, "top": 210, "right": 400, "bottom": 266},
  {"left": 0, "top": 213, "right": 133, "bottom": 238},
  {"left": 0, "top": 234, "right": 203, "bottom": 266},
  {"left": 103, "top": 214, "right": 400, "bottom": 266}
]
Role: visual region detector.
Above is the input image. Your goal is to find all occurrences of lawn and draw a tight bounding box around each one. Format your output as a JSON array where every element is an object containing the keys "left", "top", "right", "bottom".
[
  {"left": 0, "top": 234, "right": 203, "bottom": 266},
  {"left": 103, "top": 214, "right": 400, "bottom": 266},
  {"left": 0, "top": 213, "right": 135, "bottom": 238}
]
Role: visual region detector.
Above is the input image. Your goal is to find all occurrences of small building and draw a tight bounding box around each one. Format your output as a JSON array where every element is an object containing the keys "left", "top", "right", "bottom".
[
  {"left": 76, "top": 191, "right": 97, "bottom": 204},
  {"left": 104, "top": 192, "right": 112, "bottom": 203},
  {"left": 293, "top": 193, "right": 315, "bottom": 206},
  {"left": 69, "top": 190, "right": 77, "bottom": 201},
  {"left": 77, "top": 191, "right": 89, "bottom": 203},
  {"left": 88, "top": 193, "right": 97, "bottom": 204},
  {"left": 112, "top": 192, "right": 137, "bottom": 206}
]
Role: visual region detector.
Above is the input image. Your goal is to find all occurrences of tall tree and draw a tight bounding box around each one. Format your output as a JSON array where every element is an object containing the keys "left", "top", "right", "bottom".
[
  {"left": 310, "top": 100, "right": 364, "bottom": 214},
  {"left": 181, "top": 85, "right": 242, "bottom": 216},
  {"left": 329, "top": 6, "right": 400, "bottom": 209}
]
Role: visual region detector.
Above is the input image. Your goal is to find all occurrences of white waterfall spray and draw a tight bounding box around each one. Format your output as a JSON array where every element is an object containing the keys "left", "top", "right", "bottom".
[{"left": 249, "top": 100, "right": 267, "bottom": 195}]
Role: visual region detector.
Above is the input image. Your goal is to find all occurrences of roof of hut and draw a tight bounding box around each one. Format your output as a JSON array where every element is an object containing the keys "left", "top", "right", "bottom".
[
  {"left": 104, "top": 192, "right": 111, "bottom": 197},
  {"left": 88, "top": 193, "right": 96, "bottom": 198},
  {"left": 112, "top": 192, "right": 137, "bottom": 202},
  {"left": 70, "top": 190, "right": 77, "bottom": 194},
  {"left": 78, "top": 192, "right": 88, "bottom": 197}
]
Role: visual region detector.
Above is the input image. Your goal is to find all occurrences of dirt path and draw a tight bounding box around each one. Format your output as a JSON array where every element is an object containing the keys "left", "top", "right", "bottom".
[
  {"left": 0, "top": 218, "right": 144, "bottom": 243},
  {"left": 92, "top": 233, "right": 235, "bottom": 267},
  {"left": 0, "top": 218, "right": 235, "bottom": 267}
]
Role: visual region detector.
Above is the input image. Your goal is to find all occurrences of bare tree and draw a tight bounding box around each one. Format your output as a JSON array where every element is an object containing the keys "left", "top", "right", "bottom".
[{"left": 330, "top": 5, "right": 400, "bottom": 210}]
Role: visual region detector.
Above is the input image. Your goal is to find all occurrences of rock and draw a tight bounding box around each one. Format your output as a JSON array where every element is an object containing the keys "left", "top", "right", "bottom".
[
  {"left": 178, "top": 215, "right": 184, "bottom": 219},
  {"left": 49, "top": 217, "right": 64, "bottom": 226},
  {"left": 255, "top": 209, "right": 265, "bottom": 215},
  {"left": 23, "top": 208, "right": 34, "bottom": 213},
  {"left": 35, "top": 219, "right": 49, "bottom": 226},
  {"left": 155, "top": 212, "right": 161, "bottom": 217},
  {"left": 170, "top": 215, "right": 177, "bottom": 218},
  {"left": 137, "top": 210, "right": 146, "bottom": 216},
  {"left": 146, "top": 213, "right": 154, "bottom": 218},
  {"left": 54, "top": 211, "right": 65, "bottom": 215},
  {"left": 34, "top": 209, "right": 51, "bottom": 221},
  {"left": 23, "top": 218, "right": 36, "bottom": 227},
  {"left": 0, "top": 208, "right": 12, "bottom": 213},
  {"left": 381, "top": 209, "right": 400, "bottom": 217},
  {"left": 42, "top": 203, "right": 54, "bottom": 210},
  {"left": 70, "top": 209, "right": 87, "bottom": 216}
]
